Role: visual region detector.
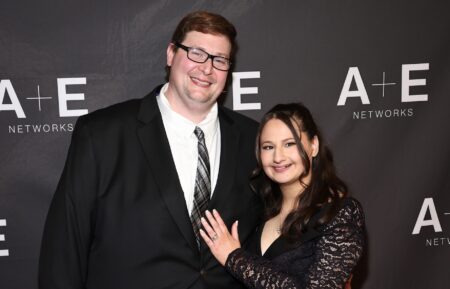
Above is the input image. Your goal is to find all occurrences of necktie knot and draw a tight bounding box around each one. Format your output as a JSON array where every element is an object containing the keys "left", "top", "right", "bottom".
[{"left": 194, "top": 126, "right": 205, "bottom": 142}]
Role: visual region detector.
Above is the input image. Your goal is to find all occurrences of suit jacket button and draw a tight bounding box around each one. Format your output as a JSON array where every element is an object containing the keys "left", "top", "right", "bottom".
[{"left": 200, "top": 269, "right": 206, "bottom": 276}]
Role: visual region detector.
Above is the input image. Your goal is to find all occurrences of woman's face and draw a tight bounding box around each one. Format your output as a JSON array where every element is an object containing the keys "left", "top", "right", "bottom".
[{"left": 259, "top": 118, "right": 318, "bottom": 194}]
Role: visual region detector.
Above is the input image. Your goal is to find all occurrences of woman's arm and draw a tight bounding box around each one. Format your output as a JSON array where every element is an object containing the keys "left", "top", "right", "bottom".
[
  {"left": 202, "top": 199, "right": 365, "bottom": 289},
  {"left": 302, "top": 198, "right": 365, "bottom": 288}
]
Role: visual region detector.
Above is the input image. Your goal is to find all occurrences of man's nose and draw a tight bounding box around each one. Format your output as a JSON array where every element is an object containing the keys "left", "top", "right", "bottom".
[{"left": 199, "top": 58, "right": 213, "bottom": 74}]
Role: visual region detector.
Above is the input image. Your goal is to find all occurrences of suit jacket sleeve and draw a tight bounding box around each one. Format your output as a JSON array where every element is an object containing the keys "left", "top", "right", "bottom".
[
  {"left": 39, "top": 116, "right": 98, "bottom": 289},
  {"left": 224, "top": 199, "right": 365, "bottom": 289}
]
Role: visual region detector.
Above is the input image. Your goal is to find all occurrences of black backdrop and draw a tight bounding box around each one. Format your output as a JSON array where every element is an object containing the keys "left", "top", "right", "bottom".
[{"left": 1, "top": 1, "right": 450, "bottom": 288}]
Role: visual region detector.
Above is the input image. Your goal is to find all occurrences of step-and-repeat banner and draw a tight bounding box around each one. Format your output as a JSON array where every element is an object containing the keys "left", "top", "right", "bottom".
[{"left": 1, "top": 1, "right": 449, "bottom": 288}]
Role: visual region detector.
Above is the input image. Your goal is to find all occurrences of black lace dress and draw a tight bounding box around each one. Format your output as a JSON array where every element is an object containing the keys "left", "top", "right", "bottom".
[{"left": 225, "top": 198, "right": 365, "bottom": 289}]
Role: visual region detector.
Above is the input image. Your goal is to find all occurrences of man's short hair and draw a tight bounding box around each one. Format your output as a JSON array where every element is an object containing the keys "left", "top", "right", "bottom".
[{"left": 171, "top": 11, "right": 237, "bottom": 59}]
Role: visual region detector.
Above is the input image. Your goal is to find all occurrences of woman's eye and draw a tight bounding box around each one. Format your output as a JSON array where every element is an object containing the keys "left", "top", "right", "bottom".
[
  {"left": 262, "top": 145, "right": 273, "bottom": 150},
  {"left": 285, "top": 142, "right": 297, "bottom": 147}
]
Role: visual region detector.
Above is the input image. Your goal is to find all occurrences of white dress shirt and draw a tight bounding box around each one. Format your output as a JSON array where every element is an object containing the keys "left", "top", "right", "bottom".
[{"left": 157, "top": 83, "right": 221, "bottom": 215}]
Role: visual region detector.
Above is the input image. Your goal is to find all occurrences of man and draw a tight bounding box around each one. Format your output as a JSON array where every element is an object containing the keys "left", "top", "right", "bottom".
[{"left": 39, "top": 11, "right": 261, "bottom": 289}]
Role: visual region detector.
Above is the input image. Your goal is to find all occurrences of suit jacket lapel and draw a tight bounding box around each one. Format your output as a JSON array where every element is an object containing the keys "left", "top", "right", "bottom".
[
  {"left": 208, "top": 108, "right": 239, "bottom": 220},
  {"left": 136, "top": 87, "right": 198, "bottom": 252},
  {"left": 201, "top": 108, "right": 240, "bottom": 257}
]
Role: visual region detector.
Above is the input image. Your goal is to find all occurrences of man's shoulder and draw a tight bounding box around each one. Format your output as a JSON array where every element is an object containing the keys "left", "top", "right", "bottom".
[
  {"left": 218, "top": 105, "right": 259, "bottom": 132},
  {"left": 77, "top": 87, "right": 160, "bottom": 129},
  {"left": 78, "top": 98, "right": 142, "bottom": 129}
]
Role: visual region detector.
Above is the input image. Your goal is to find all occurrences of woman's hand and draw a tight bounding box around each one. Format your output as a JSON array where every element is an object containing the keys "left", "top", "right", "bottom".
[{"left": 200, "top": 209, "right": 241, "bottom": 266}]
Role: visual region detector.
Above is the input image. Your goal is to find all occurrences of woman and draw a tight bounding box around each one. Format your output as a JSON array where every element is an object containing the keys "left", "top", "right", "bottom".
[{"left": 200, "top": 103, "right": 365, "bottom": 288}]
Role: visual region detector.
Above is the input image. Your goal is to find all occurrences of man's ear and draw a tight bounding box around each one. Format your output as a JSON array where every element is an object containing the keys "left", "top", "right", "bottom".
[{"left": 167, "top": 43, "right": 175, "bottom": 67}]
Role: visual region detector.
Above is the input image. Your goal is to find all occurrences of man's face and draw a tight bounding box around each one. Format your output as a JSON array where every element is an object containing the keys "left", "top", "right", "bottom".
[{"left": 166, "top": 31, "right": 231, "bottom": 114}]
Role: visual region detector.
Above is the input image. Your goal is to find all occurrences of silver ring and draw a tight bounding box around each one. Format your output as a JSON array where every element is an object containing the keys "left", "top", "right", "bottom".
[{"left": 211, "top": 234, "right": 218, "bottom": 241}]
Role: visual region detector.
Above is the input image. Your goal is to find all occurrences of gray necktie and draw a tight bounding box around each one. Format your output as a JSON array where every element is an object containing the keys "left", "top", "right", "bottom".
[{"left": 191, "top": 127, "right": 211, "bottom": 247}]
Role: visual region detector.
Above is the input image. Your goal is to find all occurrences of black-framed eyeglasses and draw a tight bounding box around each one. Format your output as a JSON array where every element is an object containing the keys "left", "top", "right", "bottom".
[{"left": 174, "top": 42, "right": 231, "bottom": 71}]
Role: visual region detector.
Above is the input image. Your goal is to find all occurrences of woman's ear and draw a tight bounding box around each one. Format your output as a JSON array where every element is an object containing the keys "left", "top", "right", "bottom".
[{"left": 311, "top": 135, "right": 319, "bottom": 157}]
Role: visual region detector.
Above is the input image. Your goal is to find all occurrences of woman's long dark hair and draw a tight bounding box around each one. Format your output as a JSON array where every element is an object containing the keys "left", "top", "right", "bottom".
[{"left": 250, "top": 103, "right": 348, "bottom": 242}]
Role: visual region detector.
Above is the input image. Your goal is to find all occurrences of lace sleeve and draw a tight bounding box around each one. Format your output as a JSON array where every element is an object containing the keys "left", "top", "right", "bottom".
[
  {"left": 304, "top": 198, "right": 365, "bottom": 289},
  {"left": 225, "top": 248, "right": 298, "bottom": 289},
  {"left": 224, "top": 198, "right": 365, "bottom": 289}
]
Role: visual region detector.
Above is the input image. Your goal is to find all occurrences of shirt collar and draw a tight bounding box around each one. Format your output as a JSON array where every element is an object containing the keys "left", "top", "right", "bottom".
[{"left": 157, "top": 83, "right": 219, "bottom": 139}]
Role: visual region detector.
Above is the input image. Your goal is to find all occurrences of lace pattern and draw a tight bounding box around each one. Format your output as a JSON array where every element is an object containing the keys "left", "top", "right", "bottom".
[{"left": 225, "top": 198, "right": 365, "bottom": 289}]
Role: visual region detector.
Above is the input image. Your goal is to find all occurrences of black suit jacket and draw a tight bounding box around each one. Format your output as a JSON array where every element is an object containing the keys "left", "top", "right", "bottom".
[{"left": 39, "top": 86, "right": 262, "bottom": 289}]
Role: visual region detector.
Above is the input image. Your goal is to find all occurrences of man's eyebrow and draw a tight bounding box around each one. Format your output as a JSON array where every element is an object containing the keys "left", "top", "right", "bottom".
[{"left": 195, "top": 46, "right": 229, "bottom": 58}]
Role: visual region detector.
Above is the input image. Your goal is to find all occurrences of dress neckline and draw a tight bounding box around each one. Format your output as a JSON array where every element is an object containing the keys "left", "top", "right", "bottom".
[
  {"left": 256, "top": 200, "right": 338, "bottom": 259},
  {"left": 258, "top": 223, "right": 293, "bottom": 259}
]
